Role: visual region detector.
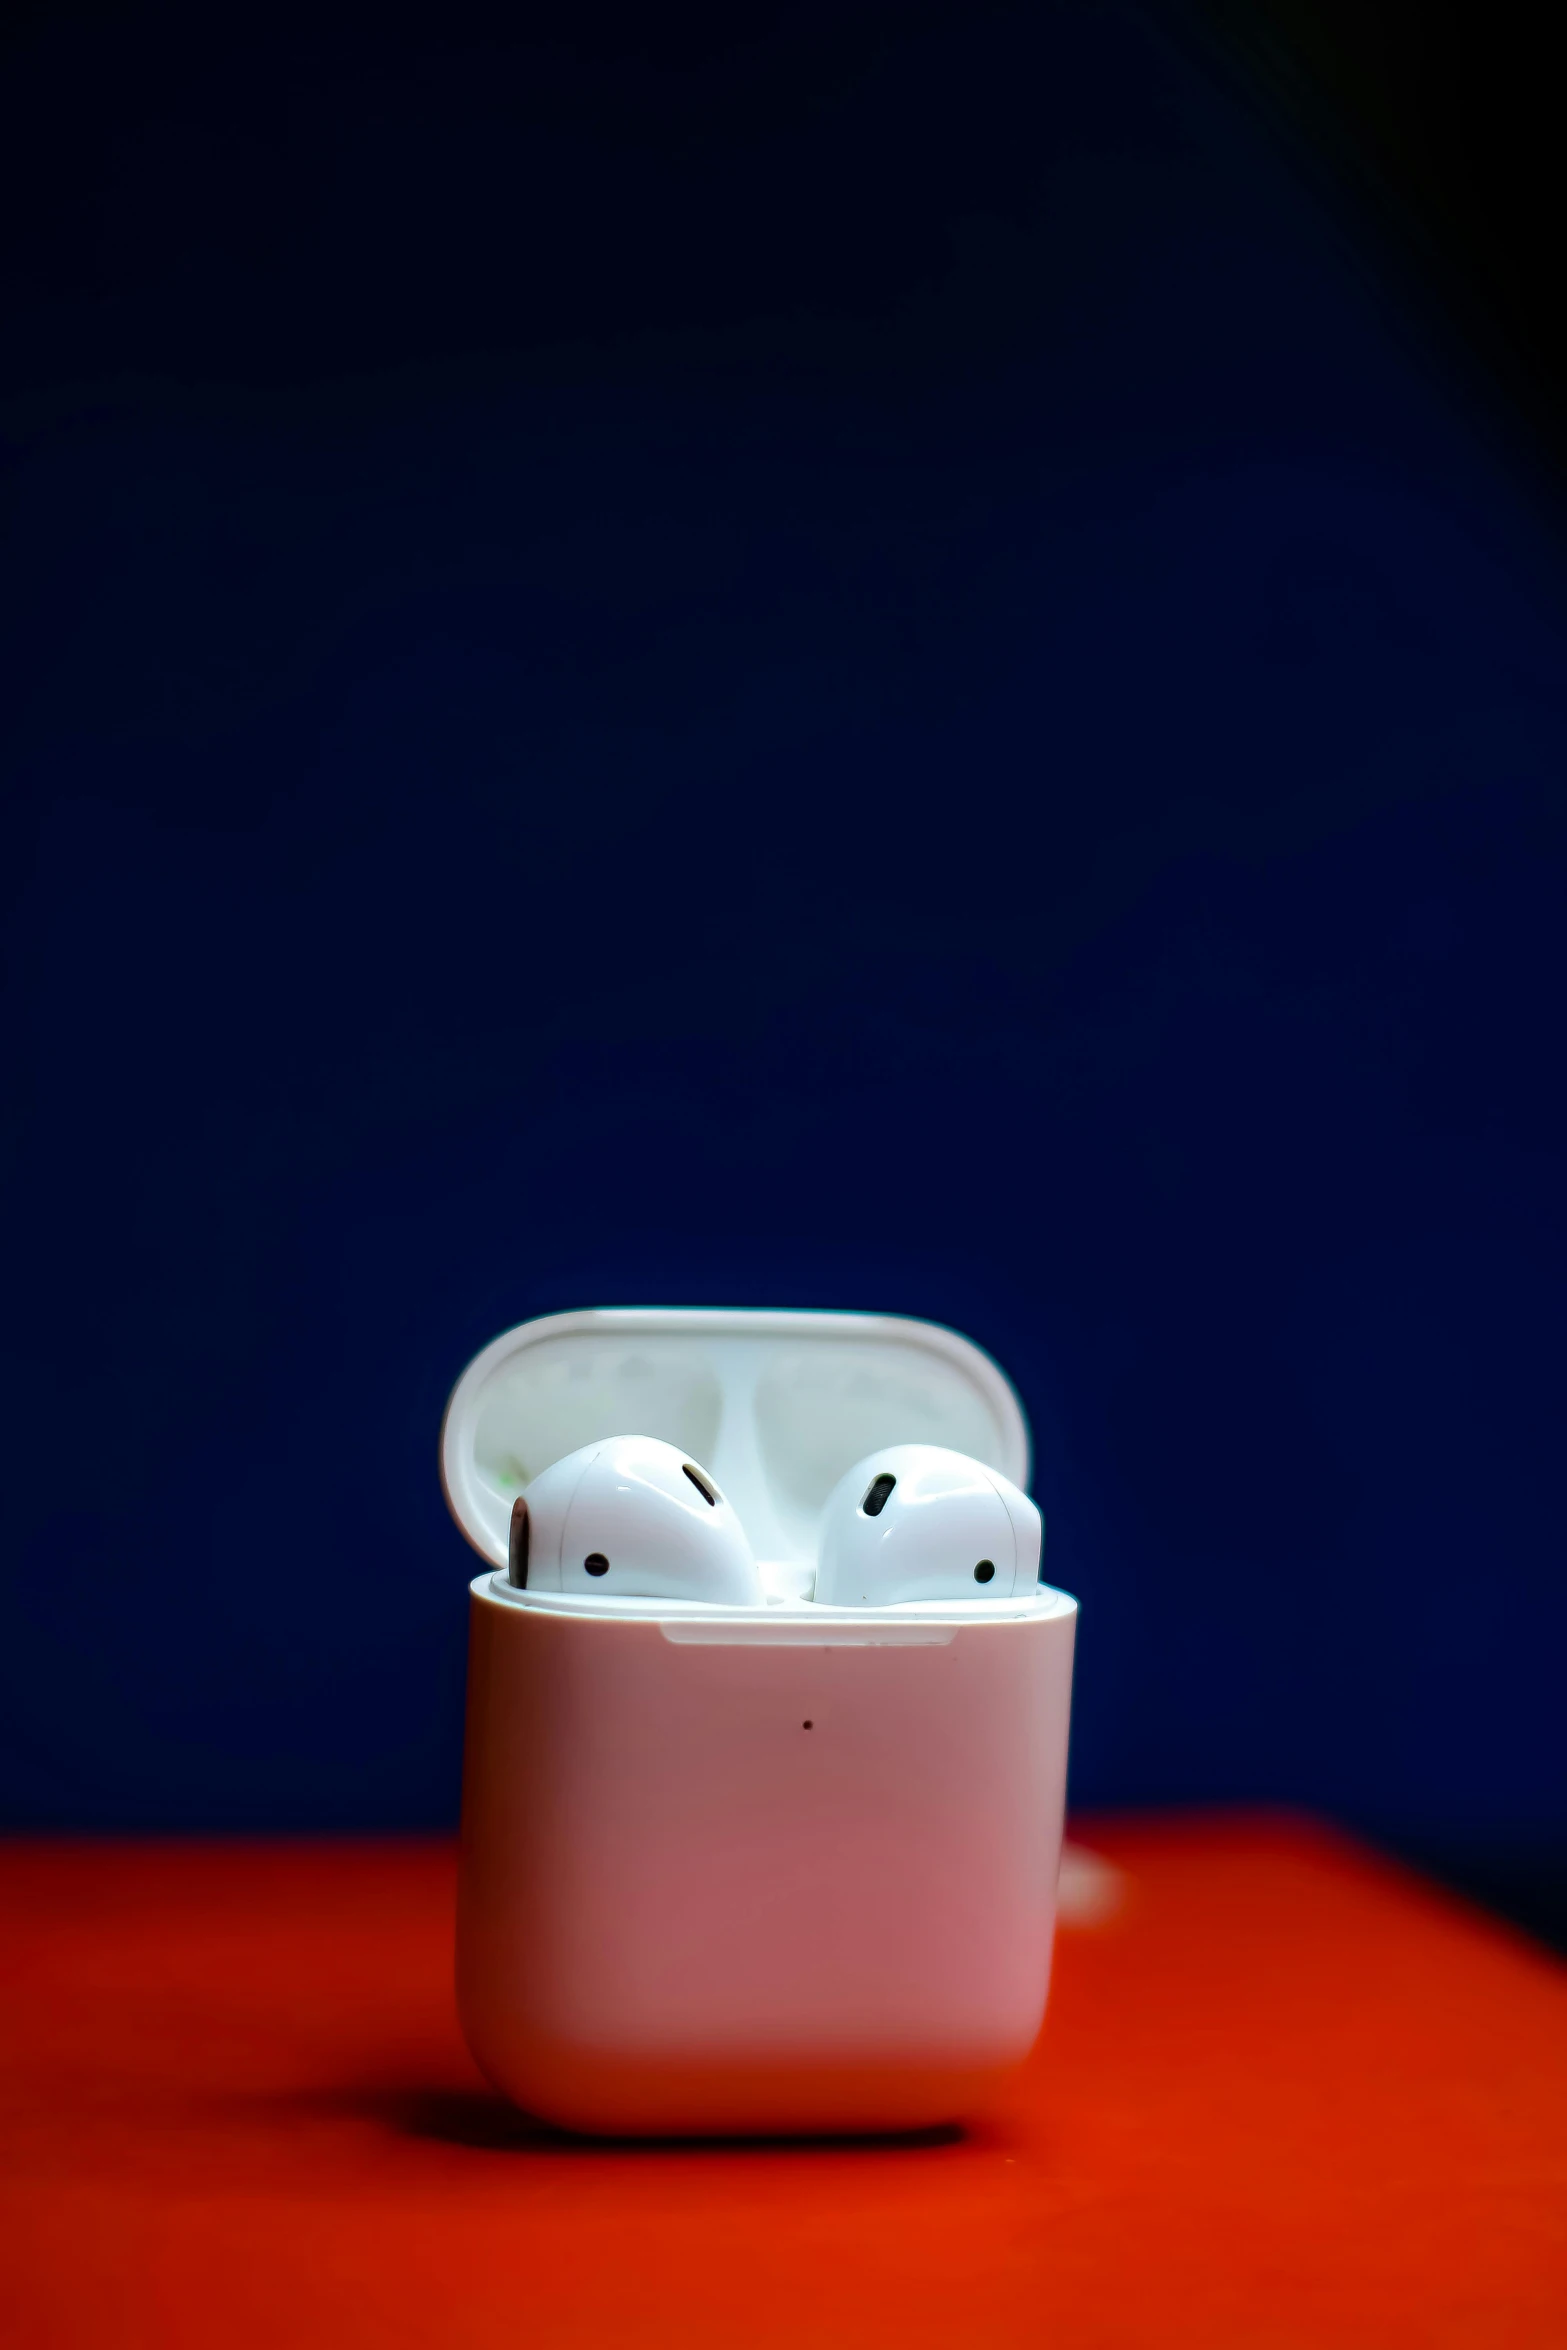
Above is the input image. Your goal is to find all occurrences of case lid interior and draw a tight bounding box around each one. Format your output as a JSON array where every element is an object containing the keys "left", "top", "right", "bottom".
[{"left": 441, "top": 1308, "right": 1031, "bottom": 1574}]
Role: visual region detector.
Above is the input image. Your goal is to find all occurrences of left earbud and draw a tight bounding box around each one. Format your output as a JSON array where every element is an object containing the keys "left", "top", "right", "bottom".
[{"left": 509, "top": 1434, "right": 764, "bottom": 1605}]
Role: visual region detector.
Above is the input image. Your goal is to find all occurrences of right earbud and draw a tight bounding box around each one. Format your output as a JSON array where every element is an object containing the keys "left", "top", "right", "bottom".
[{"left": 812, "top": 1444, "right": 1042, "bottom": 1606}]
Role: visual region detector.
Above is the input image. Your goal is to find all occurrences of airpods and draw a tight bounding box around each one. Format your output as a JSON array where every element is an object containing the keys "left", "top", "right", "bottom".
[
  {"left": 812, "top": 1444, "right": 1042, "bottom": 1605},
  {"left": 507, "top": 1435, "right": 1039, "bottom": 1609},
  {"left": 510, "top": 1434, "right": 764, "bottom": 1604}
]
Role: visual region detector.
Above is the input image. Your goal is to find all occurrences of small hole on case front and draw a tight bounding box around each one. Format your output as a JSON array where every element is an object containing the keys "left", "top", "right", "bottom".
[
  {"left": 974, "top": 1560, "right": 995, "bottom": 1583},
  {"left": 861, "top": 1472, "right": 896, "bottom": 1517},
  {"left": 584, "top": 1553, "right": 610, "bottom": 1576},
  {"left": 803, "top": 1720, "right": 813, "bottom": 1729},
  {"left": 682, "top": 1463, "right": 718, "bottom": 1505}
]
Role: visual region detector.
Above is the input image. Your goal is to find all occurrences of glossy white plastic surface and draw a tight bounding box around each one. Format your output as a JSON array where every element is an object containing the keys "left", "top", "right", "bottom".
[
  {"left": 518, "top": 1434, "right": 763, "bottom": 1604},
  {"left": 444, "top": 1309, "right": 1076, "bottom": 2136},
  {"left": 458, "top": 1575, "right": 1077, "bottom": 2134},
  {"left": 441, "top": 1308, "right": 1030, "bottom": 1582},
  {"left": 813, "top": 1443, "right": 1043, "bottom": 1604}
]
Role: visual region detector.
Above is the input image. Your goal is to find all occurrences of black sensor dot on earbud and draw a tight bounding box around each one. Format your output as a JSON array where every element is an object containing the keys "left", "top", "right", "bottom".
[
  {"left": 584, "top": 1554, "right": 610, "bottom": 1576},
  {"left": 682, "top": 1463, "right": 718, "bottom": 1505},
  {"left": 974, "top": 1560, "right": 995, "bottom": 1583},
  {"left": 862, "top": 1473, "right": 896, "bottom": 1517}
]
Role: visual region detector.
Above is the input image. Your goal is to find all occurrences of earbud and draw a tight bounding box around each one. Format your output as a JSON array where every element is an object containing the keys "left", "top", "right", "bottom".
[
  {"left": 812, "top": 1444, "right": 1042, "bottom": 1605},
  {"left": 509, "top": 1434, "right": 764, "bottom": 1604}
]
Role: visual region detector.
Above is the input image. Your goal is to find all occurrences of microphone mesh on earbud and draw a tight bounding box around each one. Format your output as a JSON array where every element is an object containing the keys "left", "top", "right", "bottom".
[{"left": 508, "top": 1497, "right": 530, "bottom": 1587}]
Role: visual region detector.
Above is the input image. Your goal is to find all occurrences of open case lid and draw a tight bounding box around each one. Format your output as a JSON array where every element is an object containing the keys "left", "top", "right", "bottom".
[{"left": 441, "top": 1308, "right": 1031, "bottom": 1574}]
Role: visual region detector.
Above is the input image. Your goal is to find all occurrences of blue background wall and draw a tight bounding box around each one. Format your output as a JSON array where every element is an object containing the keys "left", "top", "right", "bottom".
[{"left": 2, "top": 3, "right": 1563, "bottom": 1849}]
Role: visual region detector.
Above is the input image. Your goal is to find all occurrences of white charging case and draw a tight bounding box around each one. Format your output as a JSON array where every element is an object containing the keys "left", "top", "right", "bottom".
[{"left": 442, "top": 1308, "right": 1077, "bottom": 2135}]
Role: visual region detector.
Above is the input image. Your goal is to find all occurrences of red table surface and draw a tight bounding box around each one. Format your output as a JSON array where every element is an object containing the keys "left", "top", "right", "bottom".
[{"left": 1, "top": 1813, "right": 1563, "bottom": 2348}]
